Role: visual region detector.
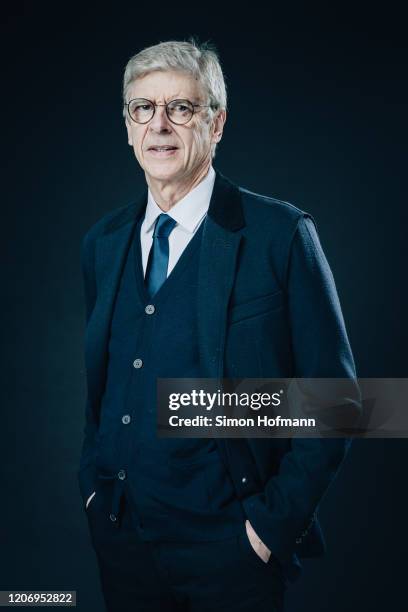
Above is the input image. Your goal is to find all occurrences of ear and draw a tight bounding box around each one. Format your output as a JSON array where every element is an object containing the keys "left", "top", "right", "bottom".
[
  {"left": 125, "top": 117, "right": 133, "bottom": 146},
  {"left": 211, "top": 109, "right": 227, "bottom": 144}
]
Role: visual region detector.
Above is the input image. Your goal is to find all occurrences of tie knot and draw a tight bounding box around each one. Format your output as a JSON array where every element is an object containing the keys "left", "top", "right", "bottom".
[{"left": 153, "top": 213, "right": 177, "bottom": 239}]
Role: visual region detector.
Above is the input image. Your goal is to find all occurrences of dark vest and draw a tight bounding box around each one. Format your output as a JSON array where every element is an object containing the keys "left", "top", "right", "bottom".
[{"left": 95, "top": 213, "right": 245, "bottom": 541}]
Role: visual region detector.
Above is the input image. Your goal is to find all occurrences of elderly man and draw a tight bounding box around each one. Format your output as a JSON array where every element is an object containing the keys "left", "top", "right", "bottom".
[{"left": 78, "top": 39, "right": 358, "bottom": 612}]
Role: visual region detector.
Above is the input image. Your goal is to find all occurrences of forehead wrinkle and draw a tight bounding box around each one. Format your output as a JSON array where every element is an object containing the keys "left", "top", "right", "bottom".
[
  {"left": 129, "top": 74, "right": 204, "bottom": 105},
  {"left": 156, "top": 91, "right": 186, "bottom": 104},
  {"left": 134, "top": 91, "right": 200, "bottom": 105}
]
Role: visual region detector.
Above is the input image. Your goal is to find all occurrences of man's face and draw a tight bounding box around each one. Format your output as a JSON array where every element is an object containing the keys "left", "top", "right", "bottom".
[{"left": 125, "top": 70, "right": 225, "bottom": 183}]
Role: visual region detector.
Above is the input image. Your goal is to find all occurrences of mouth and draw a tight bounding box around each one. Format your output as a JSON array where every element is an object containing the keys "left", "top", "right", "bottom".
[
  {"left": 147, "top": 145, "right": 178, "bottom": 151},
  {"left": 146, "top": 145, "right": 179, "bottom": 158}
]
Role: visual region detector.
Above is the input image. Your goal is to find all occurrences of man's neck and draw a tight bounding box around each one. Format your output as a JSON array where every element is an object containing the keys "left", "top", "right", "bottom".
[{"left": 145, "top": 162, "right": 211, "bottom": 212}]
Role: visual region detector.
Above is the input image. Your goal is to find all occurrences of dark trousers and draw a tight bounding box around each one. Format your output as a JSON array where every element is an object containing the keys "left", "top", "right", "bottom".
[{"left": 86, "top": 490, "right": 287, "bottom": 612}]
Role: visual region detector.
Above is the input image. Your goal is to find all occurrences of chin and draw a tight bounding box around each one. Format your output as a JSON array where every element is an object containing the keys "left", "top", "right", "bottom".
[{"left": 145, "top": 161, "right": 183, "bottom": 182}]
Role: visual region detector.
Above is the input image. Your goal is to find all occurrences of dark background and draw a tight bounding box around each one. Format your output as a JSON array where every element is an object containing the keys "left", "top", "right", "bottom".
[{"left": 1, "top": 3, "right": 407, "bottom": 611}]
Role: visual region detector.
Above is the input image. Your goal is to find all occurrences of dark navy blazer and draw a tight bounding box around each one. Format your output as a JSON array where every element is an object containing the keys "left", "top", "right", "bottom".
[{"left": 78, "top": 169, "right": 361, "bottom": 571}]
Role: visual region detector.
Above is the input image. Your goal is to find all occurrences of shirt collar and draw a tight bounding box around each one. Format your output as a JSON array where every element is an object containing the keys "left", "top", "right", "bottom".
[{"left": 144, "top": 166, "right": 216, "bottom": 234}]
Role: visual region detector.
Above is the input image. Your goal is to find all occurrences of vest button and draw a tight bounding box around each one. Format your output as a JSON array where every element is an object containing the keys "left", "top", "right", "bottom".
[
  {"left": 145, "top": 304, "right": 155, "bottom": 315},
  {"left": 241, "top": 476, "right": 247, "bottom": 484},
  {"left": 133, "top": 358, "right": 143, "bottom": 369},
  {"left": 110, "top": 513, "right": 117, "bottom": 522},
  {"left": 118, "top": 469, "right": 126, "bottom": 480},
  {"left": 122, "top": 414, "right": 131, "bottom": 424}
]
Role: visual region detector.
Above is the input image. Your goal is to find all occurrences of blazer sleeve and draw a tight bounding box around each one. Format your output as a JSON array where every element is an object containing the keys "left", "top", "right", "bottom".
[
  {"left": 77, "top": 229, "right": 99, "bottom": 508},
  {"left": 243, "top": 214, "right": 361, "bottom": 563}
]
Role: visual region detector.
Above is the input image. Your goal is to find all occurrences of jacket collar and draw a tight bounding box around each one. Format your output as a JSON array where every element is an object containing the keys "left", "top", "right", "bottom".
[{"left": 102, "top": 168, "right": 245, "bottom": 236}]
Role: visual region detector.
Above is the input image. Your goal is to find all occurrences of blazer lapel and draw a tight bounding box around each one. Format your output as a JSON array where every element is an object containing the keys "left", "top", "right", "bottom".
[
  {"left": 196, "top": 171, "right": 246, "bottom": 472},
  {"left": 197, "top": 170, "right": 246, "bottom": 379},
  {"left": 85, "top": 192, "right": 147, "bottom": 409}
]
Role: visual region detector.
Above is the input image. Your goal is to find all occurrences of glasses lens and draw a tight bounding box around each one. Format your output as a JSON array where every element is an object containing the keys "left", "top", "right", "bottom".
[
  {"left": 128, "top": 99, "right": 154, "bottom": 123},
  {"left": 167, "top": 100, "right": 194, "bottom": 124}
]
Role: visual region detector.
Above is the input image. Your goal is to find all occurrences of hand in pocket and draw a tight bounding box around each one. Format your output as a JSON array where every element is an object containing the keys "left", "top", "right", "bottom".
[
  {"left": 245, "top": 519, "right": 271, "bottom": 563},
  {"left": 85, "top": 490, "right": 96, "bottom": 510}
]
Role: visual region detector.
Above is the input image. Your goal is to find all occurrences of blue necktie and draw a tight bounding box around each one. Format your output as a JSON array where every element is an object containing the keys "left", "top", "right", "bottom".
[{"left": 145, "top": 213, "right": 177, "bottom": 297}]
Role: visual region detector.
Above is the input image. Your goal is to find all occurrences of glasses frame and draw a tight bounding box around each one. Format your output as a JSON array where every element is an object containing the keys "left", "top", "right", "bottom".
[{"left": 124, "top": 97, "right": 216, "bottom": 125}]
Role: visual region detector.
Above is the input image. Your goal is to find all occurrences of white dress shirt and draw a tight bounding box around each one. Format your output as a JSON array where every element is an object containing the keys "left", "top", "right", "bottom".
[{"left": 140, "top": 166, "right": 216, "bottom": 278}]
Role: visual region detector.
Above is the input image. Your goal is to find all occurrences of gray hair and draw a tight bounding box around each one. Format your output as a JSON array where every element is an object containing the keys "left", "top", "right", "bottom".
[{"left": 122, "top": 38, "right": 227, "bottom": 158}]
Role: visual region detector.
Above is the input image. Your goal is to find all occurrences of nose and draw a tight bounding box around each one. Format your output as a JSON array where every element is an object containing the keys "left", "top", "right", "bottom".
[{"left": 148, "top": 104, "right": 172, "bottom": 133}]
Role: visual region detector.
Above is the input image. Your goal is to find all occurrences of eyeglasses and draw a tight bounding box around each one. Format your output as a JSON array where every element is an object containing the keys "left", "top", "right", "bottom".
[{"left": 125, "top": 98, "right": 215, "bottom": 125}]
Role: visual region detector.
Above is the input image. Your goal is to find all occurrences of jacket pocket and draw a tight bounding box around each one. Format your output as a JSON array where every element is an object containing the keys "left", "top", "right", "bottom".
[{"left": 229, "top": 290, "right": 284, "bottom": 325}]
